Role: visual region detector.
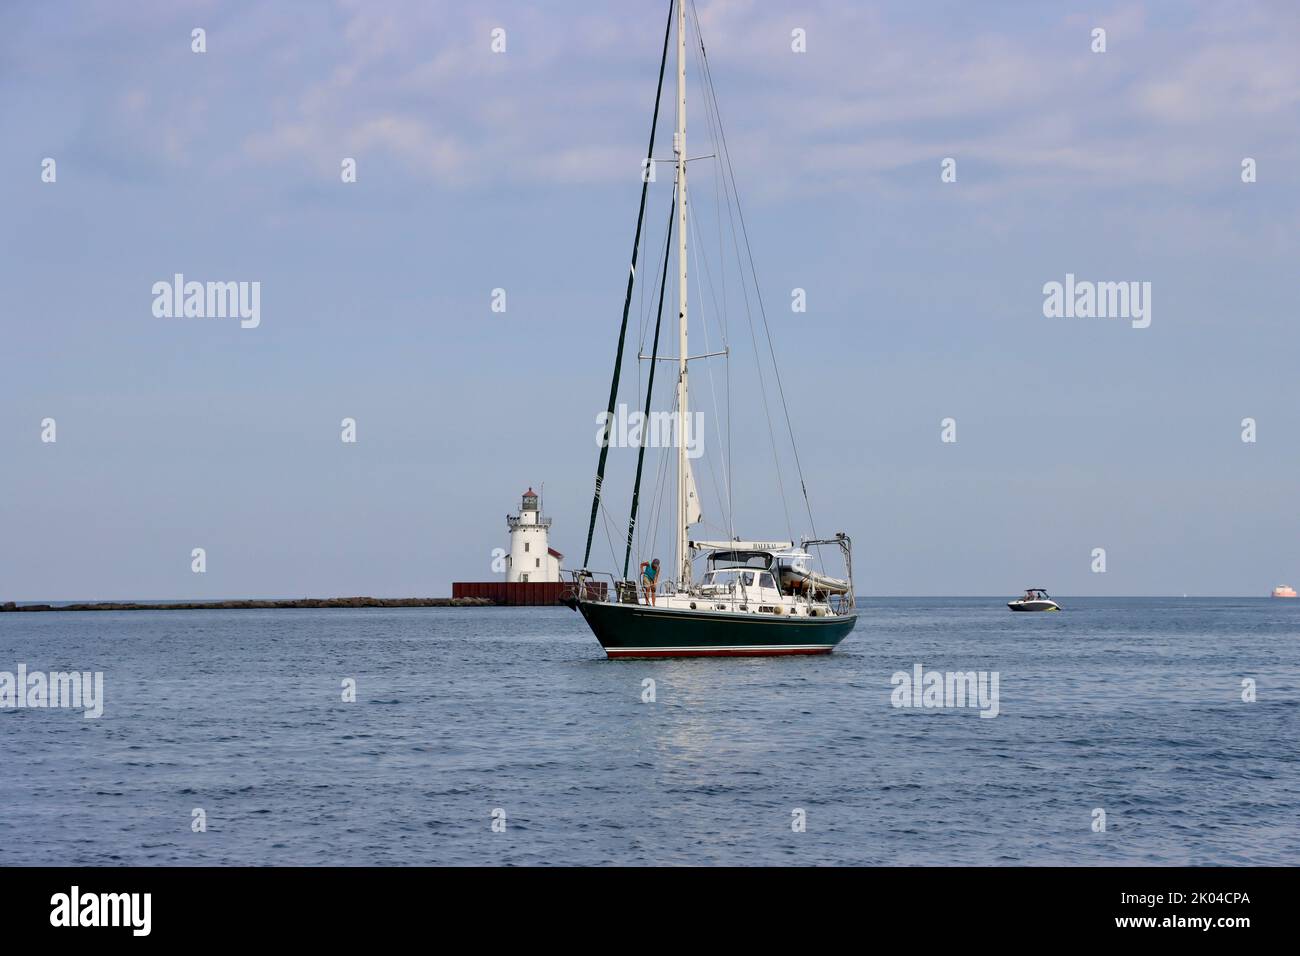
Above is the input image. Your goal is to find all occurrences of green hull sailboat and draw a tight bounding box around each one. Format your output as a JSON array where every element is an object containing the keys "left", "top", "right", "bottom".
[
  {"left": 576, "top": 597, "right": 858, "bottom": 659},
  {"left": 566, "top": 0, "right": 858, "bottom": 659}
]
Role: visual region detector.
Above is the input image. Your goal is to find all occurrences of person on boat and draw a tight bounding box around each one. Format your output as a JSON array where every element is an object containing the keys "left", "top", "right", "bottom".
[{"left": 640, "top": 558, "right": 661, "bottom": 606}]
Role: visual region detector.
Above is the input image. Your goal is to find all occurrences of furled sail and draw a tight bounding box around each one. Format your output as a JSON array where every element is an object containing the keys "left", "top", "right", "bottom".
[{"left": 684, "top": 458, "right": 702, "bottom": 525}]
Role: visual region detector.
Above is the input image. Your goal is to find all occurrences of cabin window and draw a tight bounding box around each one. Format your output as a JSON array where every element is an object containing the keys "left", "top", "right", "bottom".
[
  {"left": 758, "top": 573, "right": 776, "bottom": 589},
  {"left": 740, "top": 571, "right": 755, "bottom": 586},
  {"left": 535, "top": 558, "right": 540, "bottom": 568},
  {"left": 525, "top": 542, "right": 530, "bottom": 553}
]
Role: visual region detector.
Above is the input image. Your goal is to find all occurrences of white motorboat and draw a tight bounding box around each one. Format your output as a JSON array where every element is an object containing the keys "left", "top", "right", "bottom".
[{"left": 1008, "top": 588, "right": 1060, "bottom": 612}]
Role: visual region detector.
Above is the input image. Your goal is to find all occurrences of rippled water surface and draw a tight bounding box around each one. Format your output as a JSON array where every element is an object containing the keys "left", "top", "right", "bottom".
[{"left": 1, "top": 598, "right": 1296, "bottom": 865}]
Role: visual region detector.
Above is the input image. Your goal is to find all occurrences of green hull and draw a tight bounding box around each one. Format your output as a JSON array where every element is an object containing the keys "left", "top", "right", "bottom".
[{"left": 574, "top": 599, "right": 857, "bottom": 658}]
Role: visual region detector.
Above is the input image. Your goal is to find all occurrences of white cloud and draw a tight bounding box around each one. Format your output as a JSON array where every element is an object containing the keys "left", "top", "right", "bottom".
[{"left": 14, "top": 0, "right": 1299, "bottom": 199}]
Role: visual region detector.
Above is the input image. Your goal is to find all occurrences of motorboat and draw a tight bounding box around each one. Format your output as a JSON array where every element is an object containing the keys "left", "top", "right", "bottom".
[{"left": 1008, "top": 588, "right": 1060, "bottom": 612}]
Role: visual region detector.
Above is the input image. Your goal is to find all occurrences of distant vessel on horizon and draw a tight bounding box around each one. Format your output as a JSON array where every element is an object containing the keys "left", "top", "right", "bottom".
[
  {"left": 1272, "top": 585, "right": 1297, "bottom": 598},
  {"left": 1008, "top": 588, "right": 1061, "bottom": 612}
]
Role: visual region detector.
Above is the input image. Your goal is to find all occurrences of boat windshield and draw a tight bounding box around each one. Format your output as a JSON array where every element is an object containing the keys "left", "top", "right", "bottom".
[
  {"left": 706, "top": 550, "right": 774, "bottom": 572},
  {"left": 702, "top": 569, "right": 744, "bottom": 586},
  {"left": 702, "top": 569, "right": 764, "bottom": 587},
  {"left": 702, "top": 569, "right": 781, "bottom": 591}
]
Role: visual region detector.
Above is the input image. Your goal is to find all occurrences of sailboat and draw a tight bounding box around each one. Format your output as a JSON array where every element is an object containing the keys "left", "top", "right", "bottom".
[{"left": 564, "top": 0, "right": 858, "bottom": 658}]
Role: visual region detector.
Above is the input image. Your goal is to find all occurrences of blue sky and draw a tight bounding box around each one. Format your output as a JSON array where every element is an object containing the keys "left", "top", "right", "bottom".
[{"left": 2, "top": 0, "right": 1299, "bottom": 598}]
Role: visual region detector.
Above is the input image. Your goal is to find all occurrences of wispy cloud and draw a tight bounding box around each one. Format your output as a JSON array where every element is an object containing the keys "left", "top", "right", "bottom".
[{"left": 8, "top": 0, "right": 1300, "bottom": 198}]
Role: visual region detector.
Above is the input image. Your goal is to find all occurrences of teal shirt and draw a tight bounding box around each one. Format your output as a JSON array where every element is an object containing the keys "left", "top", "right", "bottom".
[{"left": 642, "top": 563, "right": 659, "bottom": 583}]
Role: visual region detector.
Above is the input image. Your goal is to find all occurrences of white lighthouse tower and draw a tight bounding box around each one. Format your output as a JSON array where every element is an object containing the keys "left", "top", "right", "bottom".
[{"left": 505, "top": 488, "right": 561, "bottom": 583}]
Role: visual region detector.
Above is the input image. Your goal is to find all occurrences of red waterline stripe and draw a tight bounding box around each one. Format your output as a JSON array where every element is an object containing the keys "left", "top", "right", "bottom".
[{"left": 605, "top": 647, "right": 834, "bottom": 658}]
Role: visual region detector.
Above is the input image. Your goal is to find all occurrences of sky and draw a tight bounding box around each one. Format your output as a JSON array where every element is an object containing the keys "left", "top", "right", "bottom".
[{"left": 2, "top": 0, "right": 1299, "bottom": 599}]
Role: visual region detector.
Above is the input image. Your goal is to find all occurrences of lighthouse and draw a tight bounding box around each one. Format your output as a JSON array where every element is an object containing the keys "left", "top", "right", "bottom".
[
  {"left": 505, "top": 488, "right": 561, "bottom": 583},
  {"left": 453, "top": 487, "right": 605, "bottom": 604}
]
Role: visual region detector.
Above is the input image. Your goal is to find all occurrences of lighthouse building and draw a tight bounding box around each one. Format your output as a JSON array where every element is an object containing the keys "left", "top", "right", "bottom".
[
  {"left": 453, "top": 487, "right": 604, "bottom": 604},
  {"left": 506, "top": 489, "right": 562, "bottom": 583}
]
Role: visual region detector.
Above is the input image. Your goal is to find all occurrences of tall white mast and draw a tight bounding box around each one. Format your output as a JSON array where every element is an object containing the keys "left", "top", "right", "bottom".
[{"left": 674, "top": 0, "right": 690, "bottom": 588}]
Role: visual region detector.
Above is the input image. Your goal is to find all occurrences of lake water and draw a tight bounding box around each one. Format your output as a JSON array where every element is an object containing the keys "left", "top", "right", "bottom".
[{"left": 1, "top": 598, "right": 1296, "bottom": 865}]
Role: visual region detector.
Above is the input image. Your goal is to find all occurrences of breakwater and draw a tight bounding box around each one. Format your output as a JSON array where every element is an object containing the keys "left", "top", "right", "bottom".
[{"left": 0, "top": 597, "right": 493, "bottom": 612}]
